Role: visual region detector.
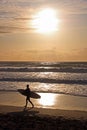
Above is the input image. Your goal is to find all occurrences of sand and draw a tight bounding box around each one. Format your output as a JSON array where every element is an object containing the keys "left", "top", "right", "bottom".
[
  {"left": 0, "top": 91, "right": 87, "bottom": 111},
  {"left": 0, "top": 105, "right": 87, "bottom": 130},
  {"left": 0, "top": 91, "right": 87, "bottom": 130},
  {"left": 0, "top": 105, "right": 87, "bottom": 119}
]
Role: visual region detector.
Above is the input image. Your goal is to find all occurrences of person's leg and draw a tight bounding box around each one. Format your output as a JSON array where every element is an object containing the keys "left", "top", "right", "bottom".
[
  {"left": 24, "top": 98, "right": 28, "bottom": 109},
  {"left": 28, "top": 98, "right": 34, "bottom": 108}
]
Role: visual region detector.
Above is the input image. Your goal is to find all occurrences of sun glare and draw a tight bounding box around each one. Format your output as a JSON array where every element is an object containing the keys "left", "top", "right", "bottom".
[
  {"left": 32, "top": 8, "right": 59, "bottom": 33},
  {"left": 39, "top": 93, "right": 56, "bottom": 106}
]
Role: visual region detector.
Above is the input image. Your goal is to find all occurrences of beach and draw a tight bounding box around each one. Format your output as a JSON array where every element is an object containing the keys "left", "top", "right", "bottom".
[
  {"left": 0, "top": 0, "right": 87, "bottom": 128},
  {"left": 0, "top": 91, "right": 87, "bottom": 111},
  {"left": 0, "top": 91, "right": 87, "bottom": 130},
  {"left": 0, "top": 106, "right": 87, "bottom": 130}
]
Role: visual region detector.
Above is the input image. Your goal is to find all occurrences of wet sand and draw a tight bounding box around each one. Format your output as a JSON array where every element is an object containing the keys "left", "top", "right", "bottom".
[
  {"left": 0, "top": 91, "right": 87, "bottom": 111},
  {"left": 0, "top": 91, "right": 87, "bottom": 130}
]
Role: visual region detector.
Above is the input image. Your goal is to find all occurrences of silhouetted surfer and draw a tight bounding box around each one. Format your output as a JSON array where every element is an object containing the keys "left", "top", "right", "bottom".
[{"left": 24, "top": 84, "right": 34, "bottom": 109}]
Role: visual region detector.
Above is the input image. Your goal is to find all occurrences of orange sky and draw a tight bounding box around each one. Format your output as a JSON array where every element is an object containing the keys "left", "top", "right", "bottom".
[{"left": 0, "top": 0, "right": 87, "bottom": 61}]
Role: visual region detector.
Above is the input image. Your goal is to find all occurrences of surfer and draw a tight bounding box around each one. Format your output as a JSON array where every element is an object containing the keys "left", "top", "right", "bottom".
[{"left": 24, "top": 84, "right": 34, "bottom": 109}]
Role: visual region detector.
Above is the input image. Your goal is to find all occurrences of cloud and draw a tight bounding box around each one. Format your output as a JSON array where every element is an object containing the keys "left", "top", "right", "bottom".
[
  {"left": 46, "top": 0, "right": 87, "bottom": 14},
  {"left": 14, "top": 18, "right": 32, "bottom": 20},
  {"left": 0, "top": 0, "right": 87, "bottom": 34},
  {"left": 0, "top": 25, "right": 35, "bottom": 34}
]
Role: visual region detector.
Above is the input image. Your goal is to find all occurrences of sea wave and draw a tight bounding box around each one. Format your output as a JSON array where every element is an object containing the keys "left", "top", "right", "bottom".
[
  {"left": 0, "top": 61, "right": 87, "bottom": 67},
  {"left": 0, "top": 77, "right": 87, "bottom": 85},
  {"left": 0, "top": 67, "right": 87, "bottom": 73},
  {"left": 0, "top": 62, "right": 87, "bottom": 98}
]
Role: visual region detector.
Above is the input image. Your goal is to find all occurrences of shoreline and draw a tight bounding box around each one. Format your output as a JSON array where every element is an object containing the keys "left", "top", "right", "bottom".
[
  {"left": 0, "top": 91, "right": 87, "bottom": 129},
  {"left": 0, "top": 90, "right": 87, "bottom": 98},
  {"left": 0, "top": 91, "right": 87, "bottom": 111}
]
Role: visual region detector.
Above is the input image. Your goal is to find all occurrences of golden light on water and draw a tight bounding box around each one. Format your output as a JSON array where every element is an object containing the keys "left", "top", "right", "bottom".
[
  {"left": 39, "top": 93, "right": 56, "bottom": 106},
  {"left": 32, "top": 8, "right": 60, "bottom": 33}
]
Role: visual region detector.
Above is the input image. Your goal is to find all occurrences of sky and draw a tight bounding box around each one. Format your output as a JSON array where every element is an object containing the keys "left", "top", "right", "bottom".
[{"left": 0, "top": 0, "right": 87, "bottom": 61}]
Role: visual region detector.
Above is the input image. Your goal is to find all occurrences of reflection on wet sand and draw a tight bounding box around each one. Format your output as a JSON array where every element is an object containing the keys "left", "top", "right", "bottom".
[
  {"left": 39, "top": 93, "right": 56, "bottom": 106},
  {"left": 0, "top": 92, "right": 87, "bottom": 111},
  {"left": 37, "top": 93, "right": 87, "bottom": 111}
]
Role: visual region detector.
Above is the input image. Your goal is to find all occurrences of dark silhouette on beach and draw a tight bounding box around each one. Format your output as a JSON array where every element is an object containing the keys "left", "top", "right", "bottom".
[{"left": 24, "top": 84, "right": 34, "bottom": 109}]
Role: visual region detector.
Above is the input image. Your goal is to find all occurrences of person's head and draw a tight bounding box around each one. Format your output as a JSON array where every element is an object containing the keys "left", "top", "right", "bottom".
[{"left": 27, "top": 84, "right": 29, "bottom": 88}]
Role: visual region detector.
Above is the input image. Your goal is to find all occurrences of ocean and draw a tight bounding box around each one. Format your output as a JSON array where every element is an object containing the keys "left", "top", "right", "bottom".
[{"left": 0, "top": 61, "right": 87, "bottom": 97}]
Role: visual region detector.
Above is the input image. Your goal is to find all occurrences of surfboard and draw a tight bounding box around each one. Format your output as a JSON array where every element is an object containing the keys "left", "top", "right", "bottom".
[{"left": 17, "top": 89, "right": 41, "bottom": 99}]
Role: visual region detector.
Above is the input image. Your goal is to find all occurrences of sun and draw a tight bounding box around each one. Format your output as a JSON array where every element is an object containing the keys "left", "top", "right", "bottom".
[{"left": 32, "top": 8, "right": 59, "bottom": 33}]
